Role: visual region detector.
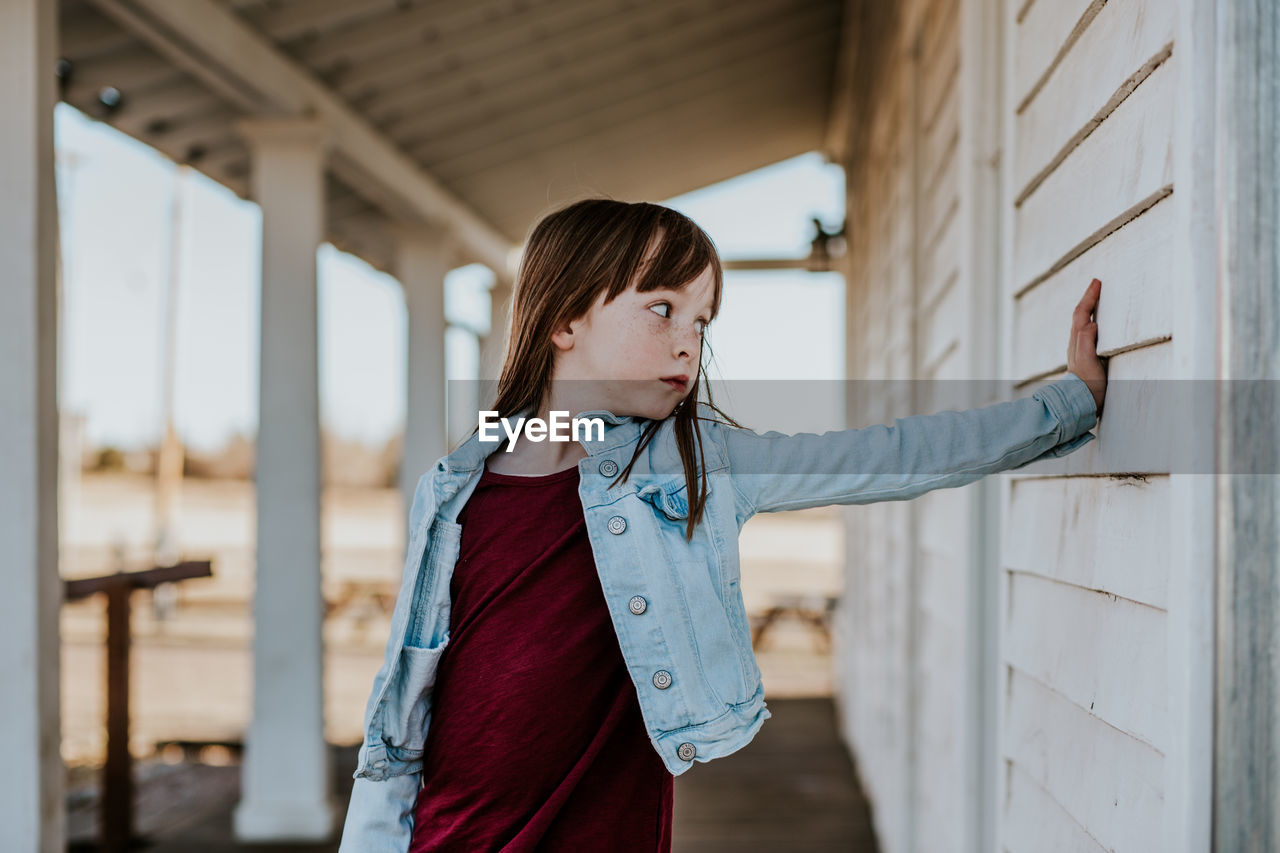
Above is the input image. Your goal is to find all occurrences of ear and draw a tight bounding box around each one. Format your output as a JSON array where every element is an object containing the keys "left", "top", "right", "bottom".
[{"left": 550, "top": 316, "right": 578, "bottom": 352}]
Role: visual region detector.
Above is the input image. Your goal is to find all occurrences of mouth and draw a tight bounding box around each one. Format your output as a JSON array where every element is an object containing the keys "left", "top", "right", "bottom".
[{"left": 660, "top": 375, "right": 689, "bottom": 391}]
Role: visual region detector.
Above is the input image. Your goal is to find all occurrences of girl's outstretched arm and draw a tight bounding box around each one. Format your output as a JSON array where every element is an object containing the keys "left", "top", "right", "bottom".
[
  {"left": 721, "top": 279, "right": 1107, "bottom": 518},
  {"left": 721, "top": 372, "right": 1098, "bottom": 517}
]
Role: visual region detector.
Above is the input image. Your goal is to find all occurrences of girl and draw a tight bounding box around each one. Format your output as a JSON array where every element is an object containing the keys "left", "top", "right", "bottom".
[{"left": 339, "top": 198, "right": 1107, "bottom": 852}]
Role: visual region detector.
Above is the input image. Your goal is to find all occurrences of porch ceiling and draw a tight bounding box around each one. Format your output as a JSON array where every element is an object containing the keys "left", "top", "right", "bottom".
[{"left": 60, "top": 0, "right": 846, "bottom": 275}]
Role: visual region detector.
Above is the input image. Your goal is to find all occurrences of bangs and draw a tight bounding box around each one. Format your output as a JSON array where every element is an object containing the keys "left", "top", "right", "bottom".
[{"left": 622, "top": 214, "right": 724, "bottom": 320}]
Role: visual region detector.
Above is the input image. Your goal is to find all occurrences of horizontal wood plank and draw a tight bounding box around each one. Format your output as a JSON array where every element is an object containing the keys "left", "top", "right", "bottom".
[
  {"left": 1004, "top": 667, "right": 1164, "bottom": 852},
  {"left": 1015, "top": 0, "right": 1176, "bottom": 202},
  {"left": 922, "top": 203, "right": 962, "bottom": 306},
  {"left": 1003, "top": 761, "right": 1110, "bottom": 853},
  {"left": 920, "top": 271, "right": 963, "bottom": 373},
  {"left": 1014, "top": 0, "right": 1100, "bottom": 108},
  {"left": 1005, "top": 570, "right": 1167, "bottom": 750},
  {"left": 1013, "top": 194, "right": 1174, "bottom": 371},
  {"left": 920, "top": 0, "right": 961, "bottom": 130},
  {"left": 922, "top": 341, "right": 962, "bottom": 381},
  {"left": 919, "top": 485, "right": 969, "bottom": 555},
  {"left": 923, "top": 166, "right": 959, "bottom": 251},
  {"left": 1006, "top": 470, "right": 1170, "bottom": 609},
  {"left": 922, "top": 85, "right": 961, "bottom": 202},
  {"left": 1083, "top": 342, "right": 1212, "bottom": 476},
  {"left": 1013, "top": 53, "right": 1176, "bottom": 290}
]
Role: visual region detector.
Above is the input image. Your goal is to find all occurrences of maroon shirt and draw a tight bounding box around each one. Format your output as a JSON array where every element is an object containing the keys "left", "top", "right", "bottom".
[{"left": 408, "top": 462, "right": 674, "bottom": 852}]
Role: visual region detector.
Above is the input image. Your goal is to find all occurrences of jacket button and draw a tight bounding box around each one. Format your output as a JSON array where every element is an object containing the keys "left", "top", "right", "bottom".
[
  {"left": 652, "top": 670, "right": 672, "bottom": 689},
  {"left": 608, "top": 516, "right": 627, "bottom": 534},
  {"left": 598, "top": 459, "right": 618, "bottom": 477},
  {"left": 372, "top": 759, "right": 387, "bottom": 770},
  {"left": 677, "top": 742, "right": 696, "bottom": 761},
  {"left": 628, "top": 595, "right": 647, "bottom": 615}
]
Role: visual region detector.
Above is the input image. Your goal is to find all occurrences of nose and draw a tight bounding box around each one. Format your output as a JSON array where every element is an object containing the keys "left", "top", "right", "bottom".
[{"left": 673, "top": 325, "right": 701, "bottom": 361}]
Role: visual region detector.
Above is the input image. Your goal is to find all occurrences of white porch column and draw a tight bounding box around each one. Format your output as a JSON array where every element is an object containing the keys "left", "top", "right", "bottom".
[
  {"left": 395, "top": 224, "right": 452, "bottom": 515},
  {"left": 479, "top": 276, "right": 514, "bottom": 389},
  {"left": 232, "top": 117, "right": 334, "bottom": 841},
  {"left": 0, "top": 2, "right": 62, "bottom": 850}
]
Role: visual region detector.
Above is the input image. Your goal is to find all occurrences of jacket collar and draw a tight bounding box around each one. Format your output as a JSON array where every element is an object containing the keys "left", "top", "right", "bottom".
[{"left": 441, "top": 405, "right": 646, "bottom": 475}]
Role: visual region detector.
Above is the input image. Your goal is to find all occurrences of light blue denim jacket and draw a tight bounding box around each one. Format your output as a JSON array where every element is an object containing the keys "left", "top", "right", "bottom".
[{"left": 338, "top": 373, "right": 1099, "bottom": 851}]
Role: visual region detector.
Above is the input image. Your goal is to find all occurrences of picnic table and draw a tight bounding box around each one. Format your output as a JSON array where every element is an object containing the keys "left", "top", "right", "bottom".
[{"left": 749, "top": 592, "right": 839, "bottom": 653}]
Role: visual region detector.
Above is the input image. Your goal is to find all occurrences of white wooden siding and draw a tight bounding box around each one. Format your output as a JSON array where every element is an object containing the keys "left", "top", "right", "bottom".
[
  {"left": 1012, "top": 195, "right": 1174, "bottom": 373},
  {"left": 1013, "top": 0, "right": 1175, "bottom": 204},
  {"left": 1004, "top": 667, "right": 1164, "bottom": 851},
  {"left": 1013, "top": 52, "right": 1176, "bottom": 294},
  {"left": 838, "top": 0, "right": 982, "bottom": 850},
  {"left": 1004, "top": 474, "right": 1171, "bottom": 611},
  {"left": 1003, "top": 761, "right": 1111, "bottom": 853},
  {"left": 911, "top": 1, "right": 976, "bottom": 851},
  {"left": 999, "top": 0, "right": 1178, "bottom": 848},
  {"left": 1005, "top": 569, "right": 1166, "bottom": 749},
  {"left": 835, "top": 0, "right": 1202, "bottom": 851},
  {"left": 839, "top": 20, "right": 921, "bottom": 851}
]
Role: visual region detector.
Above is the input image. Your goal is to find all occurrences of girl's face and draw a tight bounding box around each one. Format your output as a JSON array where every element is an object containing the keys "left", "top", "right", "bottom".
[{"left": 550, "top": 263, "right": 716, "bottom": 421}]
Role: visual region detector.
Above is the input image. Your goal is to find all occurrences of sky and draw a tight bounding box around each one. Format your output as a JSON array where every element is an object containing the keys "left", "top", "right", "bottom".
[{"left": 54, "top": 103, "right": 846, "bottom": 454}]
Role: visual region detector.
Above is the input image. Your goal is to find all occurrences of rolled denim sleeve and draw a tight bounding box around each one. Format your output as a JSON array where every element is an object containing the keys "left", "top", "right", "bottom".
[
  {"left": 720, "top": 372, "right": 1099, "bottom": 518},
  {"left": 336, "top": 470, "right": 438, "bottom": 852},
  {"left": 338, "top": 772, "right": 420, "bottom": 853}
]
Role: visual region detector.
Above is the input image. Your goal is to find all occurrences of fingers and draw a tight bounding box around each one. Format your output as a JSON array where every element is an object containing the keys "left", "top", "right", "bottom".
[
  {"left": 1068, "top": 279, "right": 1102, "bottom": 370},
  {"left": 1073, "top": 322, "right": 1099, "bottom": 365},
  {"left": 1074, "top": 278, "right": 1101, "bottom": 324}
]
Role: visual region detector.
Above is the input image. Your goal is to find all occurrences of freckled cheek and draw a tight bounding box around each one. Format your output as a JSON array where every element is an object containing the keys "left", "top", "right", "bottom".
[{"left": 614, "top": 323, "right": 668, "bottom": 376}]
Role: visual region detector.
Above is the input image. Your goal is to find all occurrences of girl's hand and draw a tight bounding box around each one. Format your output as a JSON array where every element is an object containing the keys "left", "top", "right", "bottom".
[{"left": 1066, "top": 278, "right": 1107, "bottom": 418}]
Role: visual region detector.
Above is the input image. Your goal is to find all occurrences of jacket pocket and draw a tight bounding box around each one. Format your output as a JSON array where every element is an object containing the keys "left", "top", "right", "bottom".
[
  {"left": 637, "top": 478, "right": 697, "bottom": 521},
  {"left": 381, "top": 637, "right": 450, "bottom": 755},
  {"left": 670, "top": 560, "right": 751, "bottom": 707}
]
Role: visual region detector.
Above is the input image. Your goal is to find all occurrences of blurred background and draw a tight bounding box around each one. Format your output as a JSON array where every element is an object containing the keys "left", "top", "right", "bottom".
[
  {"left": 49, "top": 6, "right": 853, "bottom": 847},
  {"left": 56, "top": 107, "right": 849, "bottom": 765},
  {"left": 11, "top": 0, "right": 1254, "bottom": 850}
]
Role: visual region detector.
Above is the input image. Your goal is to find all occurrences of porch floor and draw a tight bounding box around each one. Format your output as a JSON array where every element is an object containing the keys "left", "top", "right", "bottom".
[{"left": 69, "top": 697, "right": 879, "bottom": 852}]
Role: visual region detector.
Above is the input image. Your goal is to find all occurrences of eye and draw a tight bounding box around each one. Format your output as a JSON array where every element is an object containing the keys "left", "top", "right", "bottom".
[{"left": 650, "top": 300, "right": 709, "bottom": 335}]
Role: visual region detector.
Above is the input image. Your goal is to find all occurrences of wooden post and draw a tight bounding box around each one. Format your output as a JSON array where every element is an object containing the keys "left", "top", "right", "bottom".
[
  {"left": 1213, "top": 0, "right": 1280, "bottom": 848},
  {"left": 102, "top": 582, "right": 132, "bottom": 852},
  {"left": 65, "top": 560, "right": 213, "bottom": 852}
]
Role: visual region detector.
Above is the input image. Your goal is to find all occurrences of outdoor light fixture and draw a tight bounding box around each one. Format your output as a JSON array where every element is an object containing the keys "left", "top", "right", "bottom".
[
  {"left": 97, "top": 85, "right": 124, "bottom": 114},
  {"left": 719, "top": 215, "right": 847, "bottom": 273}
]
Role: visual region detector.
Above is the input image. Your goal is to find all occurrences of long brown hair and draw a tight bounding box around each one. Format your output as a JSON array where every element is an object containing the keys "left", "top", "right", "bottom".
[{"left": 471, "top": 197, "right": 746, "bottom": 541}]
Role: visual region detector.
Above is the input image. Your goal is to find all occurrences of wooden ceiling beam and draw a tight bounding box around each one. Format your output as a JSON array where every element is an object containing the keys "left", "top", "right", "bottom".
[
  {"left": 355, "top": 0, "right": 735, "bottom": 126},
  {"left": 237, "top": 0, "right": 401, "bottom": 44},
  {"left": 109, "top": 79, "right": 226, "bottom": 137},
  {"left": 333, "top": 0, "right": 626, "bottom": 103},
  {"left": 824, "top": 0, "right": 895, "bottom": 171},
  {"left": 406, "top": 0, "right": 837, "bottom": 175},
  {"left": 425, "top": 30, "right": 836, "bottom": 186},
  {"left": 461, "top": 100, "right": 824, "bottom": 239},
  {"left": 454, "top": 62, "right": 828, "bottom": 201},
  {"left": 85, "top": 0, "right": 517, "bottom": 275},
  {"left": 61, "top": 46, "right": 186, "bottom": 105},
  {"left": 378, "top": 0, "right": 782, "bottom": 138},
  {"left": 288, "top": 0, "right": 564, "bottom": 69},
  {"left": 60, "top": 3, "right": 135, "bottom": 58}
]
